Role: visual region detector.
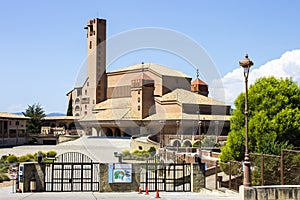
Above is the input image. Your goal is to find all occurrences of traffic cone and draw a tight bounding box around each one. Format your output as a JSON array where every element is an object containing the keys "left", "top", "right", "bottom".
[
  {"left": 155, "top": 189, "right": 160, "bottom": 198},
  {"left": 138, "top": 186, "right": 142, "bottom": 194},
  {"left": 145, "top": 186, "right": 149, "bottom": 195}
]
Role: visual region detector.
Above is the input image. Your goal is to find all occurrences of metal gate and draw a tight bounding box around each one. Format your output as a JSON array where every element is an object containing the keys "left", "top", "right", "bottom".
[
  {"left": 140, "top": 161, "right": 191, "bottom": 192},
  {"left": 45, "top": 152, "right": 99, "bottom": 192}
]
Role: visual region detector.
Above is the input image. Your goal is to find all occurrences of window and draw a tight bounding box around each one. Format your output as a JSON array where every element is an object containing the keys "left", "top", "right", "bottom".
[
  {"left": 75, "top": 106, "right": 80, "bottom": 111},
  {"left": 87, "top": 82, "right": 89, "bottom": 87},
  {"left": 85, "top": 105, "right": 87, "bottom": 110},
  {"left": 77, "top": 89, "right": 82, "bottom": 96},
  {"left": 75, "top": 98, "right": 80, "bottom": 104},
  {"left": 89, "top": 41, "right": 92, "bottom": 49},
  {"left": 138, "top": 90, "right": 140, "bottom": 94},
  {"left": 138, "top": 97, "right": 141, "bottom": 103},
  {"left": 85, "top": 90, "right": 87, "bottom": 95},
  {"left": 84, "top": 111, "right": 87, "bottom": 115},
  {"left": 15, "top": 121, "right": 19, "bottom": 126},
  {"left": 138, "top": 105, "right": 141, "bottom": 111}
]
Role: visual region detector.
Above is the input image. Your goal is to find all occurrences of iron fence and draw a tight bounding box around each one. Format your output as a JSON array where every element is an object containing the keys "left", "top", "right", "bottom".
[{"left": 212, "top": 149, "right": 300, "bottom": 191}]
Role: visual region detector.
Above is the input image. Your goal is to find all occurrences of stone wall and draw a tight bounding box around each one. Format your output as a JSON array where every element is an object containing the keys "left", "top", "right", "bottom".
[
  {"left": 130, "top": 137, "right": 159, "bottom": 151},
  {"left": 240, "top": 185, "right": 300, "bottom": 200},
  {"left": 99, "top": 163, "right": 141, "bottom": 192},
  {"left": 19, "top": 162, "right": 45, "bottom": 192},
  {"left": 58, "top": 135, "right": 80, "bottom": 143},
  {"left": 191, "top": 163, "right": 205, "bottom": 192}
]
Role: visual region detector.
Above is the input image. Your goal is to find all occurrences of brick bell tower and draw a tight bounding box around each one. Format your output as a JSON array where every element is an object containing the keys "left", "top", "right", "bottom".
[{"left": 84, "top": 18, "right": 107, "bottom": 104}]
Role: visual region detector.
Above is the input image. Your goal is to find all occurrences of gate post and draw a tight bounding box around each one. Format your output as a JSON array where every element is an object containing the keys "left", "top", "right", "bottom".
[
  {"left": 191, "top": 163, "right": 205, "bottom": 192},
  {"left": 19, "top": 162, "right": 46, "bottom": 192}
]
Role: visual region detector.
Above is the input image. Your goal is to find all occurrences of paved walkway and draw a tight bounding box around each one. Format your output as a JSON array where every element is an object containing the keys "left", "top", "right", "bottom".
[{"left": 0, "top": 186, "right": 239, "bottom": 200}]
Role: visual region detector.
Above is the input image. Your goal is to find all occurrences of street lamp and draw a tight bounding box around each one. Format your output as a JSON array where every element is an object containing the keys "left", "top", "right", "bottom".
[
  {"left": 198, "top": 120, "right": 202, "bottom": 154},
  {"left": 159, "top": 120, "right": 166, "bottom": 148},
  {"left": 239, "top": 53, "right": 254, "bottom": 187},
  {"left": 176, "top": 120, "right": 180, "bottom": 151}
]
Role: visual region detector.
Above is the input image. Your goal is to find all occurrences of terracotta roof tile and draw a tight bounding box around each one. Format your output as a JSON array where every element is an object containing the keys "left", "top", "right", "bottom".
[{"left": 110, "top": 62, "right": 191, "bottom": 78}]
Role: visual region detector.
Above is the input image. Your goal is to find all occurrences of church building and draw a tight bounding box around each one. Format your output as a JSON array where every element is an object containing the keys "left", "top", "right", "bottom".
[{"left": 67, "top": 18, "right": 231, "bottom": 146}]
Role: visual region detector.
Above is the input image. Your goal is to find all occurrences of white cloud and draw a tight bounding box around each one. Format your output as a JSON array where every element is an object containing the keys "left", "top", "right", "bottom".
[{"left": 221, "top": 49, "right": 300, "bottom": 107}]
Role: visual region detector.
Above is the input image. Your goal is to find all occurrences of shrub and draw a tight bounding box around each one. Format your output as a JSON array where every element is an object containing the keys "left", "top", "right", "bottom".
[
  {"left": 1, "top": 155, "right": 8, "bottom": 162},
  {"left": 0, "top": 173, "right": 10, "bottom": 183},
  {"left": 26, "top": 154, "right": 34, "bottom": 160},
  {"left": 0, "top": 165, "right": 9, "bottom": 173},
  {"left": 192, "top": 140, "right": 201, "bottom": 147},
  {"left": 46, "top": 150, "right": 57, "bottom": 158},
  {"left": 5, "top": 155, "right": 18, "bottom": 164},
  {"left": 122, "top": 150, "right": 131, "bottom": 157},
  {"left": 148, "top": 147, "right": 156, "bottom": 154},
  {"left": 131, "top": 150, "right": 150, "bottom": 160},
  {"left": 202, "top": 135, "right": 217, "bottom": 148},
  {"left": 18, "top": 155, "right": 31, "bottom": 162}
]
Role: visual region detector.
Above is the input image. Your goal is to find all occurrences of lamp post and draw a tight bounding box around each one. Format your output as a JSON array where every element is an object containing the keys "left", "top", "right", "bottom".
[
  {"left": 198, "top": 120, "right": 202, "bottom": 155},
  {"left": 176, "top": 120, "right": 180, "bottom": 152},
  {"left": 159, "top": 120, "right": 166, "bottom": 148},
  {"left": 239, "top": 54, "right": 254, "bottom": 187}
]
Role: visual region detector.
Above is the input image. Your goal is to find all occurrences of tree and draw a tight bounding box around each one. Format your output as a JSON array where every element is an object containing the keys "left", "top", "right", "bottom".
[
  {"left": 220, "top": 77, "right": 300, "bottom": 162},
  {"left": 23, "top": 103, "right": 46, "bottom": 134},
  {"left": 66, "top": 94, "right": 73, "bottom": 116}
]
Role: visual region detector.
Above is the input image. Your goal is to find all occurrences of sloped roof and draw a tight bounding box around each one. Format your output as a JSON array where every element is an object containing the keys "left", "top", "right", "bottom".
[
  {"left": 157, "top": 88, "right": 228, "bottom": 106},
  {"left": 0, "top": 112, "right": 29, "bottom": 119},
  {"left": 144, "top": 113, "right": 230, "bottom": 121},
  {"left": 93, "top": 97, "right": 131, "bottom": 110},
  {"left": 83, "top": 108, "right": 130, "bottom": 121},
  {"left": 87, "top": 97, "right": 135, "bottom": 121},
  {"left": 43, "top": 116, "right": 79, "bottom": 121},
  {"left": 110, "top": 62, "right": 191, "bottom": 78},
  {"left": 191, "top": 77, "right": 208, "bottom": 86}
]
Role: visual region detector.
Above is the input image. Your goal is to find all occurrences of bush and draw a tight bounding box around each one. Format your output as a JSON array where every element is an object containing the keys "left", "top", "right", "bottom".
[
  {"left": 122, "top": 150, "right": 131, "bottom": 157},
  {"left": 1, "top": 155, "right": 8, "bottom": 162},
  {"left": 192, "top": 140, "right": 201, "bottom": 147},
  {"left": 5, "top": 155, "right": 18, "bottom": 164},
  {"left": 26, "top": 154, "right": 34, "bottom": 160},
  {"left": 46, "top": 150, "right": 57, "bottom": 158},
  {"left": 0, "top": 173, "right": 10, "bottom": 182},
  {"left": 202, "top": 136, "right": 217, "bottom": 148},
  {"left": 0, "top": 165, "right": 9, "bottom": 173},
  {"left": 148, "top": 147, "right": 156, "bottom": 154},
  {"left": 131, "top": 150, "right": 150, "bottom": 160},
  {"left": 18, "top": 155, "right": 31, "bottom": 162}
]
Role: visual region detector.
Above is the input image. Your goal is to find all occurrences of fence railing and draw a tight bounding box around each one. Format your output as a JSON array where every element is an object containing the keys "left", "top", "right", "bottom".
[{"left": 210, "top": 149, "right": 300, "bottom": 192}]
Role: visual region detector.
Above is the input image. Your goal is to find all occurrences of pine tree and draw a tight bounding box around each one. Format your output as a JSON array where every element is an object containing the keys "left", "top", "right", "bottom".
[
  {"left": 66, "top": 94, "right": 73, "bottom": 116},
  {"left": 23, "top": 103, "right": 46, "bottom": 134}
]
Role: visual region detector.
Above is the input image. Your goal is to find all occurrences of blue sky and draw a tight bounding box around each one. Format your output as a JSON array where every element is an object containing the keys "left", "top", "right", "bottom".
[{"left": 1, "top": 1, "right": 300, "bottom": 113}]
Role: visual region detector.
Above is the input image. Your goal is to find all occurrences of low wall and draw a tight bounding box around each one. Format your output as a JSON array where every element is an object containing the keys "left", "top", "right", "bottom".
[
  {"left": 240, "top": 185, "right": 300, "bottom": 200},
  {"left": 130, "top": 137, "right": 159, "bottom": 151},
  {"left": 58, "top": 135, "right": 80, "bottom": 143},
  {"left": 99, "top": 163, "right": 141, "bottom": 192}
]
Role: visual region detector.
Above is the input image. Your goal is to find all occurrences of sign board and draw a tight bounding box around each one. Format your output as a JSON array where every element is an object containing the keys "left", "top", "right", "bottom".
[
  {"left": 108, "top": 163, "right": 132, "bottom": 183},
  {"left": 8, "top": 166, "right": 18, "bottom": 180}
]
